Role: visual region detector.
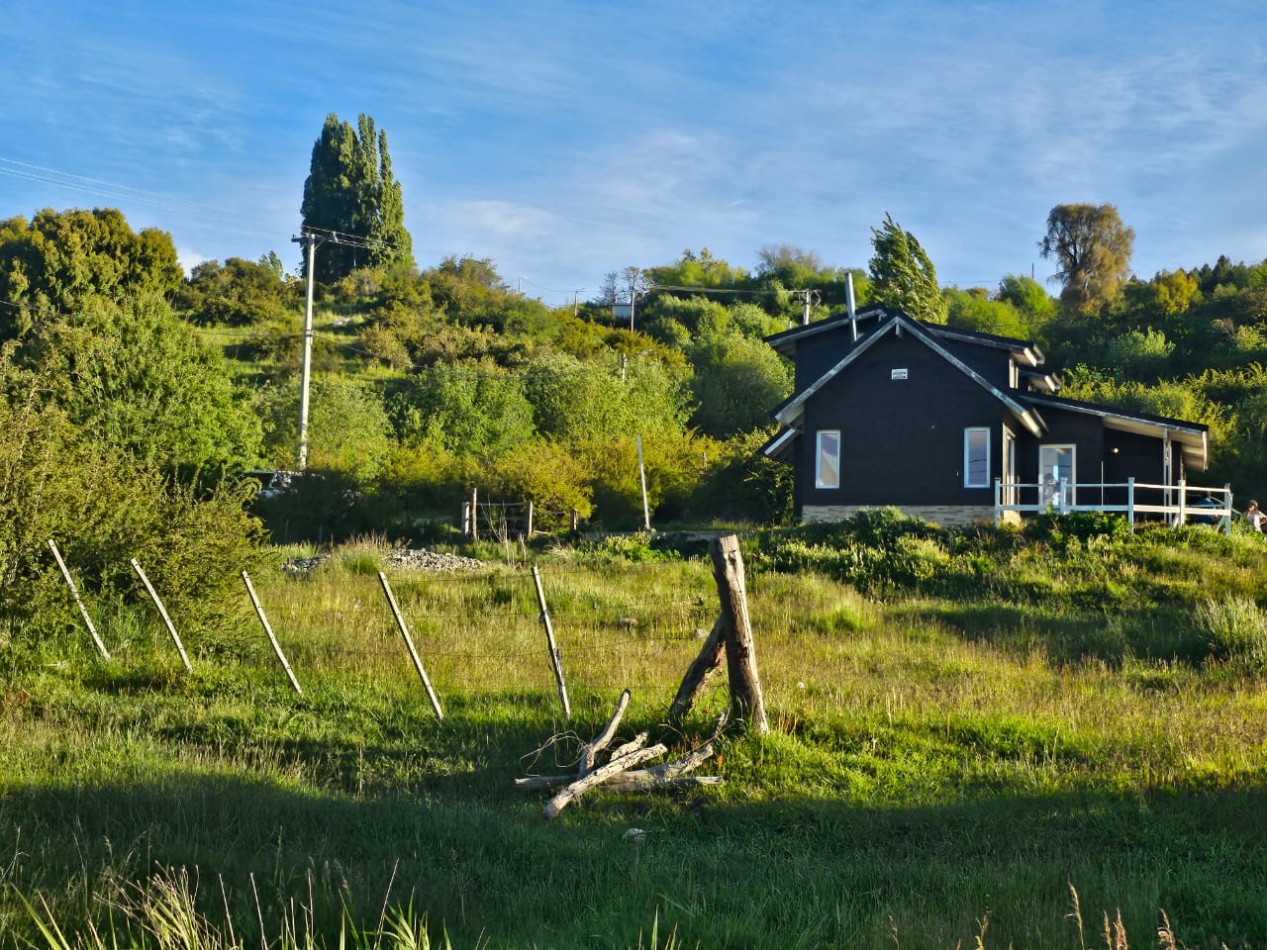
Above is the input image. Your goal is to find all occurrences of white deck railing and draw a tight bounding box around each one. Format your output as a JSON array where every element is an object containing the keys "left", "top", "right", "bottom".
[{"left": 994, "top": 478, "right": 1234, "bottom": 535}]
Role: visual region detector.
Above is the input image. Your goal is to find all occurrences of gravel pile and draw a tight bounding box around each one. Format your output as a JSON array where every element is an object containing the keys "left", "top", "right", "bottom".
[
  {"left": 282, "top": 549, "right": 484, "bottom": 575},
  {"left": 281, "top": 555, "right": 331, "bottom": 575},
  {"left": 384, "top": 549, "right": 484, "bottom": 572}
]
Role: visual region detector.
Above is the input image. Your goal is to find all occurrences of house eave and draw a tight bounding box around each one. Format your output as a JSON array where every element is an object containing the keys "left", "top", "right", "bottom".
[{"left": 1026, "top": 395, "right": 1209, "bottom": 470}]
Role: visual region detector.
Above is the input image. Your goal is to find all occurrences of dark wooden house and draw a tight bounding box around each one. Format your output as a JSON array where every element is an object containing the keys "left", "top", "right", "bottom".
[{"left": 762, "top": 305, "right": 1217, "bottom": 527}]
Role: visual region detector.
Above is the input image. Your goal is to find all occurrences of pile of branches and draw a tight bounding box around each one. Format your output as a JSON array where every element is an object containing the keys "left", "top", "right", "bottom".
[{"left": 515, "top": 689, "right": 725, "bottom": 820}]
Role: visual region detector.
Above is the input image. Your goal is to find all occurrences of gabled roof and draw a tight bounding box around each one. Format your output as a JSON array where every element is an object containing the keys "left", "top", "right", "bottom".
[
  {"left": 764, "top": 305, "right": 889, "bottom": 357},
  {"left": 1020, "top": 368, "right": 1060, "bottom": 394},
  {"left": 758, "top": 426, "right": 799, "bottom": 462},
  {"left": 764, "top": 307, "right": 1044, "bottom": 367},
  {"left": 1026, "top": 394, "right": 1209, "bottom": 470},
  {"left": 772, "top": 310, "right": 1045, "bottom": 438}
]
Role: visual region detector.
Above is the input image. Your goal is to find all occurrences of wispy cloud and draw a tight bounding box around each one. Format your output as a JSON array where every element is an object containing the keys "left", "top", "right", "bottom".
[{"left": 1, "top": 0, "right": 1264, "bottom": 301}]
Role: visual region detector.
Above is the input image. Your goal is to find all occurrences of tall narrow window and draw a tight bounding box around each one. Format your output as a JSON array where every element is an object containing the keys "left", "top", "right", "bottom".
[
  {"left": 816, "top": 430, "right": 841, "bottom": 489},
  {"left": 964, "top": 427, "right": 990, "bottom": 488}
]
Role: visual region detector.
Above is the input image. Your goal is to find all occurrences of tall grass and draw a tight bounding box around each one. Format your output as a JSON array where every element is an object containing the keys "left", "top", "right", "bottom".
[{"left": 6, "top": 521, "right": 1267, "bottom": 945}]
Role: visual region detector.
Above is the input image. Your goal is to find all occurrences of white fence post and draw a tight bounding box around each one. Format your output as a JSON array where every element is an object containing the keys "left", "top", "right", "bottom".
[{"left": 1127, "top": 477, "right": 1136, "bottom": 532}]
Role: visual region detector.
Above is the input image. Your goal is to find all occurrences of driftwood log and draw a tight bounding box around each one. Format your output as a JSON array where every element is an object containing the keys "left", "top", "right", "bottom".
[{"left": 517, "top": 693, "right": 724, "bottom": 819}]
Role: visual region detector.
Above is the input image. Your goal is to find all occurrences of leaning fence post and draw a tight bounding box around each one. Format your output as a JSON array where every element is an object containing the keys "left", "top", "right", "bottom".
[
  {"left": 130, "top": 558, "right": 192, "bottom": 672},
  {"left": 709, "top": 534, "right": 768, "bottom": 734},
  {"left": 531, "top": 565, "right": 571, "bottom": 720},
  {"left": 377, "top": 571, "right": 444, "bottom": 720},
  {"left": 668, "top": 616, "right": 725, "bottom": 721},
  {"left": 47, "top": 539, "right": 110, "bottom": 660},
  {"left": 241, "top": 571, "right": 302, "bottom": 695}
]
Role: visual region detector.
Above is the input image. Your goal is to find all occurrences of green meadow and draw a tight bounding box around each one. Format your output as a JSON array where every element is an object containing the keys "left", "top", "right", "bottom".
[{"left": 4, "top": 516, "right": 1267, "bottom": 948}]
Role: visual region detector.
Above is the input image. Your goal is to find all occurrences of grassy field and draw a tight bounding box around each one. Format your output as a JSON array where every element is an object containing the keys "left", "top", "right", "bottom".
[{"left": 4, "top": 523, "right": 1267, "bottom": 947}]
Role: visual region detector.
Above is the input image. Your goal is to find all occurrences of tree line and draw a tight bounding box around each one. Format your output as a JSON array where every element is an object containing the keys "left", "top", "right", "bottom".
[{"left": 2, "top": 110, "right": 1267, "bottom": 646}]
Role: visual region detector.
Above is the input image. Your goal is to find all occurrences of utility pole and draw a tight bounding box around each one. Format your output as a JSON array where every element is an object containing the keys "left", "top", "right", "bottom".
[
  {"left": 291, "top": 231, "right": 327, "bottom": 471},
  {"left": 629, "top": 288, "right": 636, "bottom": 332},
  {"left": 572, "top": 288, "right": 584, "bottom": 318}
]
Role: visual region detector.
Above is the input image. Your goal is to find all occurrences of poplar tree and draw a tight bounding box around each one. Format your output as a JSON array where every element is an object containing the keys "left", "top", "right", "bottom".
[
  {"left": 300, "top": 113, "right": 414, "bottom": 283},
  {"left": 868, "top": 213, "right": 947, "bottom": 324}
]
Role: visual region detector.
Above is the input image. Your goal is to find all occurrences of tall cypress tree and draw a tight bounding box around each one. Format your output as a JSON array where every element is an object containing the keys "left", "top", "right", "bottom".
[
  {"left": 300, "top": 113, "right": 414, "bottom": 283},
  {"left": 868, "top": 212, "right": 946, "bottom": 324}
]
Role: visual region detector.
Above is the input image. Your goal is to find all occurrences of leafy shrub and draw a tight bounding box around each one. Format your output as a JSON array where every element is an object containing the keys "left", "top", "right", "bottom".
[
  {"left": 0, "top": 394, "right": 267, "bottom": 647},
  {"left": 253, "top": 470, "right": 375, "bottom": 545}
]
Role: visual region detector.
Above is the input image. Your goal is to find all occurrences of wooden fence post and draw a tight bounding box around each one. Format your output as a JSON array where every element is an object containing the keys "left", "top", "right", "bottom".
[
  {"left": 470, "top": 487, "right": 479, "bottom": 542},
  {"left": 377, "top": 572, "right": 444, "bottom": 720},
  {"left": 526, "top": 501, "right": 534, "bottom": 540},
  {"left": 241, "top": 571, "right": 302, "bottom": 695},
  {"left": 130, "top": 558, "right": 192, "bottom": 672},
  {"left": 531, "top": 565, "right": 571, "bottom": 720},
  {"left": 668, "top": 617, "right": 725, "bottom": 721},
  {"left": 709, "top": 535, "right": 768, "bottom": 734},
  {"left": 47, "top": 539, "right": 110, "bottom": 660}
]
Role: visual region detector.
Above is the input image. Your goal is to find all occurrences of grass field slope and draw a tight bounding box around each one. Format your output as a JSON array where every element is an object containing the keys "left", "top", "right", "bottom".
[{"left": 4, "top": 512, "right": 1267, "bottom": 947}]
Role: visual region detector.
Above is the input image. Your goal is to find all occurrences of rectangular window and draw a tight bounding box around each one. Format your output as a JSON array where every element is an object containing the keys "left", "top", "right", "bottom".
[
  {"left": 964, "top": 428, "right": 990, "bottom": 488},
  {"left": 816, "top": 430, "right": 841, "bottom": 489}
]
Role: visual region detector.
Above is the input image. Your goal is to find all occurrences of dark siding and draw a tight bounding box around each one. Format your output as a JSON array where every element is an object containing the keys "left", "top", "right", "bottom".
[
  {"left": 1015, "top": 407, "right": 1172, "bottom": 511},
  {"left": 793, "top": 324, "right": 856, "bottom": 391},
  {"left": 939, "top": 338, "right": 1017, "bottom": 391},
  {"left": 798, "top": 329, "right": 1011, "bottom": 507}
]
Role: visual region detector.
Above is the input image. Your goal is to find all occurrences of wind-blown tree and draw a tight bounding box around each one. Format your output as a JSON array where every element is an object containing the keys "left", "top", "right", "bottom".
[
  {"left": 868, "top": 213, "right": 947, "bottom": 324},
  {"left": 1039, "top": 203, "right": 1135, "bottom": 314},
  {"left": 300, "top": 113, "right": 414, "bottom": 283},
  {"left": 0, "top": 208, "right": 181, "bottom": 338}
]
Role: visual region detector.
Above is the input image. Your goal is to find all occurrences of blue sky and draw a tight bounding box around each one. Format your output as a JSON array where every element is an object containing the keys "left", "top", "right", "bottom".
[{"left": 2, "top": 1, "right": 1265, "bottom": 307}]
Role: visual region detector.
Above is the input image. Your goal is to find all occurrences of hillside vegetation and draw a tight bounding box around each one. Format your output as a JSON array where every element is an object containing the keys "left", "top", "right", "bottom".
[{"left": 4, "top": 199, "right": 1267, "bottom": 946}]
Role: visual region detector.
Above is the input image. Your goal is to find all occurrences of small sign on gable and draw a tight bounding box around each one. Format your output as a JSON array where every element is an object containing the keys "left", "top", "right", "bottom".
[{"left": 891, "top": 368, "right": 909, "bottom": 380}]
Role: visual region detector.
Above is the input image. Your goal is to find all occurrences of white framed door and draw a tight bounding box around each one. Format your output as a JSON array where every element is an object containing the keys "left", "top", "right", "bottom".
[
  {"left": 1002, "top": 427, "right": 1017, "bottom": 505},
  {"left": 1039, "top": 444, "right": 1075, "bottom": 509}
]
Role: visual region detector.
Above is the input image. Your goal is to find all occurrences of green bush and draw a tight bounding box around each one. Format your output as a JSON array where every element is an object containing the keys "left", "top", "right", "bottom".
[{"left": 0, "top": 394, "right": 267, "bottom": 647}]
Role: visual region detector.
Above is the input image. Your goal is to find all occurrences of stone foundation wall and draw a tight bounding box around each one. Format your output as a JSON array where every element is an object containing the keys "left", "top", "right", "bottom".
[{"left": 802, "top": 504, "right": 1006, "bottom": 528}]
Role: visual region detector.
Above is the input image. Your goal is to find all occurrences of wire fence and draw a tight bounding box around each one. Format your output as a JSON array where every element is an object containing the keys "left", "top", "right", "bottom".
[{"left": 41, "top": 538, "right": 744, "bottom": 719}]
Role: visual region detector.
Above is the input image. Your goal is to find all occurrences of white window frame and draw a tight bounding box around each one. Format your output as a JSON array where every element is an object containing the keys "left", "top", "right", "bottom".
[
  {"left": 815, "top": 430, "right": 841, "bottom": 489},
  {"left": 964, "top": 427, "right": 991, "bottom": 489}
]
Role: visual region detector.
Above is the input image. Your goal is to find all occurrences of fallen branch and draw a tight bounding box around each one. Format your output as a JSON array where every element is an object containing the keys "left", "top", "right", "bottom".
[
  {"left": 544, "top": 743, "right": 668, "bottom": 820},
  {"left": 603, "top": 774, "right": 723, "bottom": 791},
  {"left": 580, "top": 688, "right": 631, "bottom": 775}
]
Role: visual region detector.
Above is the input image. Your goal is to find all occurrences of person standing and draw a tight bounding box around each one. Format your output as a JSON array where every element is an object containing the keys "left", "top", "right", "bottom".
[{"left": 1246, "top": 500, "right": 1266, "bottom": 532}]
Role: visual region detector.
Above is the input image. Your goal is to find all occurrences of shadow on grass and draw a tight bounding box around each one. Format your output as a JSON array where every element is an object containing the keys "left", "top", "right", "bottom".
[
  {"left": 3, "top": 765, "right": 1267, "bottom": 948},
  {"left": 899, "top": 600, "right": 1211, "bottom": 666}
]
